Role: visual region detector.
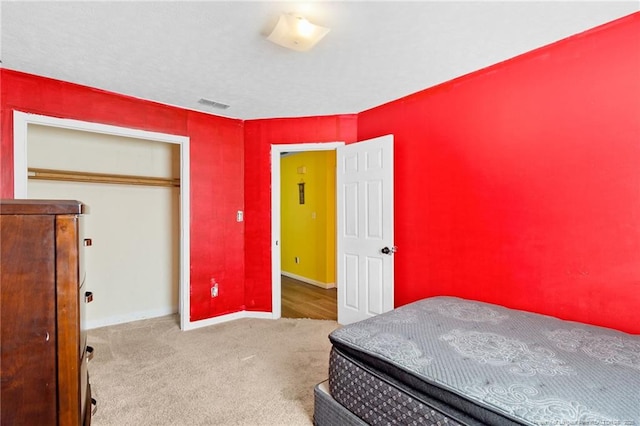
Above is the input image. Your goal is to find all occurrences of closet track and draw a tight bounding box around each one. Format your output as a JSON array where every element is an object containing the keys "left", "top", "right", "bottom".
[{"left": 28, "top": 168, "right": 180, "bottom": 188}]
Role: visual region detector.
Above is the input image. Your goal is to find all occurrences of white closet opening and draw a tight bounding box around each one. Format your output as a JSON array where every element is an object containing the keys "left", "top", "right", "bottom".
[{"left": 26, "top": 124, "right": 181, "bottom": 329}]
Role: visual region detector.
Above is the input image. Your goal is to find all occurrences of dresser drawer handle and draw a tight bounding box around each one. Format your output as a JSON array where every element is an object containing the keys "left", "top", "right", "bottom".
[
  {"left": 86, "top": 345, "right": 94, "bottom": 362},
  {"left": 91, "top": 398, "right": 97, "bottom": 416},
  {"left": 85, "top": 291, "right": 94, "bottom": 303},
  {"left": 84, "top": 238, "right": 92, "bottom": 246}
]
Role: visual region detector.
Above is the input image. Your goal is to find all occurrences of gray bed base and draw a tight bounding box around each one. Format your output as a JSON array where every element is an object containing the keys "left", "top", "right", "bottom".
[{"left": 314, "top": 381, "right": 367, "bottom": 426}]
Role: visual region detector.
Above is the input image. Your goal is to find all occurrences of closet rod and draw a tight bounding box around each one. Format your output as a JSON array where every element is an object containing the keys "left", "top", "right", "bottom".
[{"left": 28, "top": 168, "right": 180, "bottom": 188}]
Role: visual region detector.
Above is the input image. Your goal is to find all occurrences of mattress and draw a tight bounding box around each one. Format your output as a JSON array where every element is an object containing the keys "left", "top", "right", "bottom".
[{"left": 328, "top": 296, "right": 640, "bottom": 425}]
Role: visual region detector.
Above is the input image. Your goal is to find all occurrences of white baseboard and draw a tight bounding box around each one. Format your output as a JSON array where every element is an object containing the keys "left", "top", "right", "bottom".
[
  {"left": 182, "top": 310, "right": 275, "bottom": 331},
  {"left": 281, "top": 271, "right": 336, "bottom": 289},
  {"left": 86, "top": 306, "right": 177, "bottom": 330},
  {"left": 88, "top": 307, "right": 279, "bottom": 331}
]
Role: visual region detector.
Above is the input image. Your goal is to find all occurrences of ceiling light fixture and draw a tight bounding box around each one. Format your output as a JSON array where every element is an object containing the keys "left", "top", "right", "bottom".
[{"left": 267, "top": 14, "right": 330, "bottom": 52}]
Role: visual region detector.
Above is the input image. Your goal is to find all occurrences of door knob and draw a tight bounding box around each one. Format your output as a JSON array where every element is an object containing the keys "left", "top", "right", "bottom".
[{"left": 381, "top": 246, "right": 397, "bottom": 255}]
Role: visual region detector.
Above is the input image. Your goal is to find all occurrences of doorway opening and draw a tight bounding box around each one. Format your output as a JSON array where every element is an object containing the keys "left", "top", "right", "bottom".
[
  {"left": 279, "top": 149, "right": 337, "bottom": 320},
  {"left": 271, "top": 142, "right": 344, "bottom": 320}
]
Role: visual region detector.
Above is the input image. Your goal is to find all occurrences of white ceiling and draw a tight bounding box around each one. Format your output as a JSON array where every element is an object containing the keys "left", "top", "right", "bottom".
[{"left": 1, "top": 1, "right": 638, "bottom": 120}]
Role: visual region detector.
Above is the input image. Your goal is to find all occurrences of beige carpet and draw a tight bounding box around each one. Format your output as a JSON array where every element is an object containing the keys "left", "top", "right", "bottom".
[{"left": 88, "top": 315, "right": 339, "bottom": 426}]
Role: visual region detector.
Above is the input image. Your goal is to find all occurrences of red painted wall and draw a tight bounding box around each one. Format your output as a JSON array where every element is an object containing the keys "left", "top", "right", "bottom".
[
  {"left": 2, "top": 12, "right": 638, "bottom": 333},
  {"left": 0, "top": 69, "right": 245, "bottom": 321},
  {"left": 243, "top": 116, "right": 358, "bottom": 311},
  {"left": 358, "top": 13, "right": 640, "bottom": 333}
]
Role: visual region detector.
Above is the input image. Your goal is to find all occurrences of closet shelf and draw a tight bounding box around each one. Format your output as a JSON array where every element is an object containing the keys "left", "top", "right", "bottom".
[{"left": 28, "top": 168, "right": 180, "bottom": 188}]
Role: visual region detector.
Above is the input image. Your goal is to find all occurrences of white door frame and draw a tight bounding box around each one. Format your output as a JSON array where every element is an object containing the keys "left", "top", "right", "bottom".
[
  {"left": 12, "top": 111, "right": 191, "bottom": 330},
  {"left": 270, "top": 142, "right": 345, "bottom": 318}
]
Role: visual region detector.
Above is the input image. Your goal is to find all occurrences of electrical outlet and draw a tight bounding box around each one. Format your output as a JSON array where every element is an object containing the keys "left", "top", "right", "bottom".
[{"left": 210, "top": 278, "right": 219, "bottom": 298}]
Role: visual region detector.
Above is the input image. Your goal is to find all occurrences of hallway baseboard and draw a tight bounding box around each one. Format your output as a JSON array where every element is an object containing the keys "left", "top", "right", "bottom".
[{"left": 281, "top": 271, "right": 335, "bottom": 289}]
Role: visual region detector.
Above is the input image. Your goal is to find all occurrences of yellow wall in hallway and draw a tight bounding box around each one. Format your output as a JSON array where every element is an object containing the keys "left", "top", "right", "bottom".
[{"left": 281, "top": 150, "right": 336, "bottom": 286}]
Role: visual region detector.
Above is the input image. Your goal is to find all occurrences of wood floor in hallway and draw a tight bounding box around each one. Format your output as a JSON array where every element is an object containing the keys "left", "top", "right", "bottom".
[{"left": 281, "top": 275, "right": 337, "bottom": 320}]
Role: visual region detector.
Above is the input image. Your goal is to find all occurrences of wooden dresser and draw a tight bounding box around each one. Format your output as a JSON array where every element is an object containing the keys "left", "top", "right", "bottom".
[{"left": 1, "top": 199, "right": 94, "bottom": 426}]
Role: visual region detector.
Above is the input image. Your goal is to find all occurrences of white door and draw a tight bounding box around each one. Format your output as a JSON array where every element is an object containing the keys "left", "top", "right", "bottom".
[{"left": 337, "top": 134, "right": 394, "bottom": 325}]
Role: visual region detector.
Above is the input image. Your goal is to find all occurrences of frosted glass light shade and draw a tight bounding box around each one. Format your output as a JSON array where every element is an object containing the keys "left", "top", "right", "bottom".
[{"left": 267, "top": 14, "right": 330, "bottom": 52}]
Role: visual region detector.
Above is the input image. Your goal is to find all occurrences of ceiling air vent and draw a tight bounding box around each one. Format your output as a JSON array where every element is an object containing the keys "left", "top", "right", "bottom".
[{"left": 198, "top": 98, "right": 230, "bottom": 110}]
